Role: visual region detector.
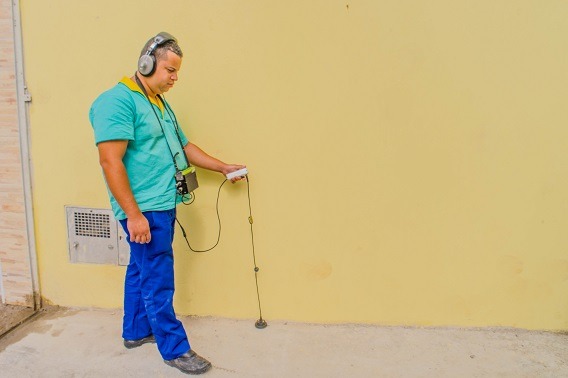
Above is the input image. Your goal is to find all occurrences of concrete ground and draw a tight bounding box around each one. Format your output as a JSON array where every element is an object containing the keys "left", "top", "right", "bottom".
[
  {"left": 0, "top": 307, "right": 567, "bottom": 377},
  {"left": 0, "top": 303, "right": 35, "bottom": 336}
]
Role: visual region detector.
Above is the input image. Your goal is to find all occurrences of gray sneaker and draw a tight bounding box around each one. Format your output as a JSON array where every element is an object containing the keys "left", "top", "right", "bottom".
[
  {"left": 164, "top": 350, "right": 212, "bottom": 375},
  {"left": 123, "top": 335, "right": 156, "bottom": 349}
]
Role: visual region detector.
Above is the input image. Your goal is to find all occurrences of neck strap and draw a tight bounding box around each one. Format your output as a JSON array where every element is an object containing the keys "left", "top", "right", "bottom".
[{"left": 133, "top": 73, "right": 191, "bottom": 170}]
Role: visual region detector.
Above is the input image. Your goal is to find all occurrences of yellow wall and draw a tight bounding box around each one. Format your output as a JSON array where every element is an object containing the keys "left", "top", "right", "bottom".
[{"left": 21, "top": 0, "right": 568, "bottom": 330}]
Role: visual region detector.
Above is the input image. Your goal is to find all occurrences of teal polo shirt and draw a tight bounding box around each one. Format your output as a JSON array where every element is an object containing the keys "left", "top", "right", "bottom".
[{"left": 89, "top": 77, "right": 189, "bottom": 220}]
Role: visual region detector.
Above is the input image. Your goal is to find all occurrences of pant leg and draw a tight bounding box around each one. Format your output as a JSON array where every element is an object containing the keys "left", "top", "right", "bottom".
[
  {"left": 122, "top": 248, "right": 152, "bottom": 340},
  {"left": 120, "top": 209, "right": 191, "bottom": 360}
]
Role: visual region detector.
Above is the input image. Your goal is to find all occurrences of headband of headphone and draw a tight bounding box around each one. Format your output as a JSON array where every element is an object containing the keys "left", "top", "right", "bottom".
[{"left": 138, "top": 32, "right": 177, "bottom": 77}]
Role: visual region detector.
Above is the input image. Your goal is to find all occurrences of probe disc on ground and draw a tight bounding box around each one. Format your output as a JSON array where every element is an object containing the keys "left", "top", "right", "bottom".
[{"left": 255, "top": 319, "right": 267, "bottom": 329}]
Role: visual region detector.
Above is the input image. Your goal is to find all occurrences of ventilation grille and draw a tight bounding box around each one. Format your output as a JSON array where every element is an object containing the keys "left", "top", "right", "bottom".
[
  {"left": 66, "top": 206, "right": 130, "bottom": 265},
  {"left": 74, "top": 212, "right": 111, "bottom": 238}
]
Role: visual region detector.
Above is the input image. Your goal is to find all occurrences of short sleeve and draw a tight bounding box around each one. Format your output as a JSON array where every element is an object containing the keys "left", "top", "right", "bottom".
[
  {"left": 89, "top": 88, "right": 136, "bottom": 145},
  {"left": 178, "top": 125, "right": 189, "bottom": 147}
]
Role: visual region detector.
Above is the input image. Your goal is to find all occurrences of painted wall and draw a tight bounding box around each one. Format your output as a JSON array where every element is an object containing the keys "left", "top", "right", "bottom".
[{"left": 20, "top": 0, "right": 568, "bottom": 330}]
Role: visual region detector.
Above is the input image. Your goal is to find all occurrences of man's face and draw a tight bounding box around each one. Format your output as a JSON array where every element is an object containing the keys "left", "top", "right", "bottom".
[{"left": 148, "top": 50, "right": 182, "bottom": 95}]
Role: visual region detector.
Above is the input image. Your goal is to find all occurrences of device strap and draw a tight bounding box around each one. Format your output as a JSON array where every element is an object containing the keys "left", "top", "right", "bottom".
[
  {"left": 157, "top": 95, "right": 192, "bottom": 169},
  {"left": 133, "top": 74, "right": 187, "bottom": 171}
]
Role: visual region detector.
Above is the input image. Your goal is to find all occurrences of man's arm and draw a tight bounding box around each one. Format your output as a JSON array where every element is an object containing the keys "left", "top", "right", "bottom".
[
  {"left": 184, "top": 142, "right": 245, "bottom": 182},
  {"left": 97, "top": 140, "right": 151, "bottom": 244}
]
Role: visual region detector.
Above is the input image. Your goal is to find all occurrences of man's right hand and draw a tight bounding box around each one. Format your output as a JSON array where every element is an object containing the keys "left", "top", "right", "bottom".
[{"left": 127, "top": 213, "right": 151, "bottom": 244}]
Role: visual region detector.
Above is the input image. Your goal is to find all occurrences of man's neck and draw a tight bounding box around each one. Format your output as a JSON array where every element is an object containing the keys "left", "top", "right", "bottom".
[{"left": 133, "top": 73, "right": 158, "bottom": 100}]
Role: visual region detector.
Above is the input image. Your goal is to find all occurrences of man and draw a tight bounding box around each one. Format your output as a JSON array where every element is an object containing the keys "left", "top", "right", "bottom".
[{"left": 89, "top": 32, "right": 245, "bottom": 375}]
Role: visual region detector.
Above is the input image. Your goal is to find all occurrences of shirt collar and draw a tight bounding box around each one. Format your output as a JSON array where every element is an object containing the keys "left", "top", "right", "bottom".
[{"left": 120, "top": 76, "right": 163, "bottom": 111}]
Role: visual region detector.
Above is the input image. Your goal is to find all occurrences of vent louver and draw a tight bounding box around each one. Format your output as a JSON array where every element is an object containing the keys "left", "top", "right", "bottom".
[{"left": 74, "top": 212, "right": 111, "bottom": 238}]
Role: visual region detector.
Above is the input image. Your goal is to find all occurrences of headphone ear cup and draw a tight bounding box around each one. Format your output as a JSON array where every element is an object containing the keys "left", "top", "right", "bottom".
[{"left": 138, "top": 54, "right": 156, "bottom": 77}]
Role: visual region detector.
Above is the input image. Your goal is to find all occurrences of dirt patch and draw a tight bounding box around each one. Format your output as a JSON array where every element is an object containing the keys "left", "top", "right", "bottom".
[{"left": 0, "top": 303, "right": 35, "bottom": 336}]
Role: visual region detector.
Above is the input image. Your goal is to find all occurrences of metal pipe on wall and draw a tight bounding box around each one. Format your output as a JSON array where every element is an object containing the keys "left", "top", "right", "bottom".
[{"left": 12, "top": 0, "right": 40, "bottom": 310}]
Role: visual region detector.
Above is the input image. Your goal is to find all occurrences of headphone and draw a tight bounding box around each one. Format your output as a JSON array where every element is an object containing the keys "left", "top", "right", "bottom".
[{"left": 137, "top": 32, "right": 177, "bottom": 77}]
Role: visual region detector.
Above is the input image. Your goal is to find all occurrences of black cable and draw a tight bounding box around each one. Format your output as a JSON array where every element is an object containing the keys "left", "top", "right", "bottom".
[
  {"left": 176, "top": 179, "right": 228, "bottom": 253},
  {"left": 245, "top": 175, "right": 267, "bottom": 328},
  {"left": 161, "top": 97, "right": 189, "bottom": 165},
  {"left": 133, "top": 74, "right": 178, "bottom": 168},
  {"left": 175, "top": 175, "right": 267, "bottom": 328},
  {"left": 180, "top": 191, "right": 195, "bottom": 205},
  {"left": 136, "top": 64, "right": 266, "bottom": 326}
]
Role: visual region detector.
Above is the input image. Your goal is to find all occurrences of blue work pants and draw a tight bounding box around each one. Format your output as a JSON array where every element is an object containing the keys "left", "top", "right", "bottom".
[{"left": 119, "top": 209, "right": 190, "bottom": 360}]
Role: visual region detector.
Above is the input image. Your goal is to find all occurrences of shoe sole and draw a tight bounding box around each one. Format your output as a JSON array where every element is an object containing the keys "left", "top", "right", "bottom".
[
  {"left": 164, "top": 360, "right": 212, "bottom": 375},
  {"left": 123, "top": 336, "right": 156, "bottom": 349}
]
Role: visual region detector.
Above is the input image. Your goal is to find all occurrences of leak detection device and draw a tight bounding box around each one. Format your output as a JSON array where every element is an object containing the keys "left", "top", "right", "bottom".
[
  {"left": 176, "top": 166, "right": 199, "bottom": 195},
  {"left": 225, "top": 167, "right": 248, "bottom": 180}
]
